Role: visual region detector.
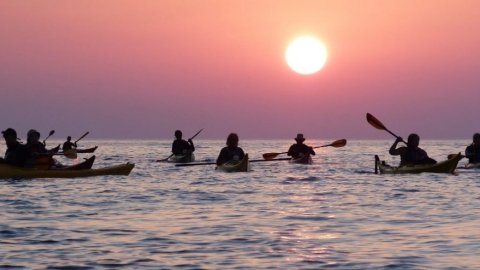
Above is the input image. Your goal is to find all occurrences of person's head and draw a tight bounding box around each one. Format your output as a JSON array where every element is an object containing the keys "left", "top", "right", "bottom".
[
  {"left": 295, "top": 133, "right": 305, "bottom": 144},
  {"left": 174, "top": 130, "right": 182, "bottom": 139},
  {"left": 2, "top": 128, "right": 18, "bottom": 146},
  {"left": 473, "top": 133, "right": 480, "bottom": 145},
  {"left": 67, "top": 136, "right": 72, "bottom": 141},
  {"left": 407, "top": 133, "right": 420, "bottom": 148},
  {"left": 226, "top": 133, "right": 239, "bottom": 147},
  {"left": 27, "top": 129, "right": 40, "bottom": 143}
]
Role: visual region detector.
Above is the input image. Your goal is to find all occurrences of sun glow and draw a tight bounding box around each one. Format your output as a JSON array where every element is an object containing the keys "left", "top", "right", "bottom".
[{"left": 286, "top": 36, "right": 327, "bottom": 75}]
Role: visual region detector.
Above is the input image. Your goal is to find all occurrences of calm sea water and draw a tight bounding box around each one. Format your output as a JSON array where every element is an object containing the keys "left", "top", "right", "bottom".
[{"left": 1, "top": 139, "right": 479, "bottom": 269}]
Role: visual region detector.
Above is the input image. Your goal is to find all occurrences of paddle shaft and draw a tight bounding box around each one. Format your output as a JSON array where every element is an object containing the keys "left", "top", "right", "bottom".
[
  {"left": 188, "top": 128, "right": 204, "bottom": 140},
  {"left": 43, "top": 130, "right": 55, "bottom": 144},
  {"left": 75, "top": 132, "right": 89, "bottom": 144}
]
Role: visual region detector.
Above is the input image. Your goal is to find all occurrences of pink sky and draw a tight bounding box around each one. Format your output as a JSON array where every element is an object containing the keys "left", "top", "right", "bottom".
[{"left": 1, "top": 1, "right": 479, "bottom": 139}]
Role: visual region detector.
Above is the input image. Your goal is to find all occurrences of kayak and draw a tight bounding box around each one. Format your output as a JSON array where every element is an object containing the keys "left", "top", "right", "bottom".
[
  {"left": 375, "top": 153, "right": 463, "bottom": 174},
  {"left": 168, "top": 152, "right": 195, "bottom": 163},
  {"left": 461, "top": 163, "right": 480, "bottom": 169},
  {"left": 75, "top": 146, "right": 98, "bottom": 153},
  {"left": 48, "top": 144, "right": 60, "bottom": 153},
  {"left": 0, "top": 156, "right": 134, "bottom": 179},
  {"left": 289, "top": 155, "right": 313, "bottom": 164},
  {"left": 216, "top": 154, "right": 249, "bottom": 172}
]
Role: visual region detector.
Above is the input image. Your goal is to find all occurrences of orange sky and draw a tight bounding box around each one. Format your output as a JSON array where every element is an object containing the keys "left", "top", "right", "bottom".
[{"left": 1, "top": 1, "right": 479, "bottom": 139}]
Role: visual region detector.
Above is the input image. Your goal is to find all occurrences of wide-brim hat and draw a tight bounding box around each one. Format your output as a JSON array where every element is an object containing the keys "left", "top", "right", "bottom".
[{"left": 294, "top": 133, "right": 305, "bottom": 142}]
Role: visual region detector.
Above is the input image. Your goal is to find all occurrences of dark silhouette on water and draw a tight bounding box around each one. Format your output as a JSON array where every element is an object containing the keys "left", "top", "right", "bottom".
[
  {"left": 216, "top": 133, "right": 245, "bottom": 166},
  {"left": 25, "top": 129, "right": 54, "bottom": 167},
  {"left": 172, "top": 130, "right": 195, "bottom": 155},
  {"left": 0, "top": 128, "right": 29, "bottom": 167},
  {"left": 389, "top": 133, "right": 436, "bottom": 166},
  {"left": 62, "top": 136, "right": 77, "bottom": 151},
  {"left": 287, "top": 133, "right": 315, "bottom": 159},
  {"left": 465, "top": 133, "right": 480, "bottom": 164}
]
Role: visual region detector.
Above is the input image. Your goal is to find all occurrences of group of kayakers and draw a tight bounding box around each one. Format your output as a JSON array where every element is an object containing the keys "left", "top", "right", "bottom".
[
  {"left": 3, "top": 126, "right": 480, "bottom": 169},
  {"left": 0, "top": 128, "right": 88, "bottom": 167},
  {"left": 169, "top": 129, "right": 480, "bottom": 166}
]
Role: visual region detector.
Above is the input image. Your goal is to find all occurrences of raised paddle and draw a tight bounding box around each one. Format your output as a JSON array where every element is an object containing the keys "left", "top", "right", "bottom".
[
  {"left": 175, "top": 157, "right": 292, "bottom": 167},
  {"left": 42, "top": 130, "right": 55, "bottom": 145},
  {"left": 156, "top": 128, "right": 204, "bottom": 162},
  {"left": 74, "top": 131, "right": 89, "bottom": 144},
  {"left": 366, "top": 113, "right": 406, "bottom": 144},
  {"left": 262, "top": 139, "right": 347, "bottom": 160}
]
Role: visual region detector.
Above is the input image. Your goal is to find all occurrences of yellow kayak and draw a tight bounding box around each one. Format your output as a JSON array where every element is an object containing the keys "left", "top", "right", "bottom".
[
  {"left": 0, "top": 162, "right": 134, "bottom": 179},
  {"left": 216, "top": 154, "right": 249, "bottom": 172},
  {"left": 375, "top": 153, "right": 463, "bottom": 174}
]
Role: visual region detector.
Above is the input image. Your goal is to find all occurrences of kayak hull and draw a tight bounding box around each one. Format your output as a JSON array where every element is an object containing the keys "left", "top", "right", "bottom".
[
  {"left": 463, "top": 163, "right": 480, "bottom": 169},
  {"left": 216, "top": 154, "right": 249, "bottom": 172},
  {"left": 289, "top": 155, "right": 313, "bottom": 164},
  {"left": 0, "top": 157, "right": 134, "bottom": 179},
  {"left": 75, "top": 146, "right": 98, "bottom": 153},
  {"left": 168, "top": 153, "right": 195, "bottom": 163},
  {"left": 375, "top": 153, "right": 462, "bottom": 174}
]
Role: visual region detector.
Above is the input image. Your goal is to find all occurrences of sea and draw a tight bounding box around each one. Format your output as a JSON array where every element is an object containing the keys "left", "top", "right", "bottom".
[{"left": 0, "top": 139, "right": 479, "bottom": 270}]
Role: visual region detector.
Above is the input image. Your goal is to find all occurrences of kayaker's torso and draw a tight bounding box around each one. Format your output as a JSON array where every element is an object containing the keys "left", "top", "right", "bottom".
[
  {"left": 465, "top": 144, "right": 480, "bottom": 164},
  {"left": 216, "top": 146, "right": 245, "bottom": 165},
  {"left": 172, "top": 139, "right": 194, "bottom": 155},
  {"left": 4, "top": 142, "right": 29, "bottom": 167},
  {"left": 287, "top": 143, "right": 315, "bottom": 159},
  {"left": 399, "top": 146, "right": 435, "bottom": 166},
  {"left": 62, "top": 141, "right": 76, "bottom": 151}
]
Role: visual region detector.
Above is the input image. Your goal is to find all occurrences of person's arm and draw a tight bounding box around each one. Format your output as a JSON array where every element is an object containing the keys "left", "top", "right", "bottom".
[
  {"left": 188, "top": 139, "right": 195, "bottom": 152},
  {"left": 309, "top": 146, "right": 315, "bottom": 155},
  {"left": 389, "top": 137, "right": 403, "bottom": 155},
  {"left": 465, "top": 145, "right": 474, "bottom": 158},
  {"left": 238, "top": 148, "right": 245, "bottom": 160},
  {"left": 287, "top": 145, "right": 295, "bottom": 157},
  {"left": 216, "top": 148, "right": 227, "bottom": 166}
]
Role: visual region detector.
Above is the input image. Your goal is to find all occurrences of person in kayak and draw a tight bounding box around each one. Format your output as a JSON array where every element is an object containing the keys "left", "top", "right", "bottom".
[
  {"left": 287, "top": 134, "right": 315, "bottom": 159},
  {"left": 216, "top": 133, "right": 245, "bottom": 165},
  {"left": 0, "top": 128, "right": 29, "bottom": 167},
  {"left": 172, "top": 130, "right": 195, "bottom": 156},
  {"left": 389, "top": 133, "right": 436, "bottom": 165},
  {"left": 465, "top": 133, "right": 480, "bottom": 164},
  {"left": 62, "top": 136, "right": 77, "bottom": 151},
  {"left": 25, "top": 129, "right": 54, "bottom": 167}
]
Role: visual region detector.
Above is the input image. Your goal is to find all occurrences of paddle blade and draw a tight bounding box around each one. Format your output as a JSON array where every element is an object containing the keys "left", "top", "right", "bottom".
[
  {"left": 366, "top": 113, "right": 387, "bottom": 130},
  {"left": 262, "top": 152, "right": 281, "bottom": 160},
  {"left": 329, "top": 139, "right": 347, "bottom": 148},
  {"left": 63, "top": 149, "right": 78, "bottom": 159},
  {"left": 49, "top": 130, "right": 55, "bottom": 136}
]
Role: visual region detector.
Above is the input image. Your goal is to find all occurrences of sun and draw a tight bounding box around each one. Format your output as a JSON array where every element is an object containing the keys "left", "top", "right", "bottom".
[{"left": 286, "top": 36, "right": 327, "bottom": 75}]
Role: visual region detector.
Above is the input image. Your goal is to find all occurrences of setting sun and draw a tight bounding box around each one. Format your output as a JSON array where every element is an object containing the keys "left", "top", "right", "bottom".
[{"left": 286, "top": 36, "right": 327, "bottom": 75}]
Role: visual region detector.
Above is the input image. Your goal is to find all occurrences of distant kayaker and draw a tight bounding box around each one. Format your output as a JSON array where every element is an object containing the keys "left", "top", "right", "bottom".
[
  {"left": 62, "top": 136, "right": 77, "bottom": 151},
  {"left": 287, "top": 134, "right": 315, "bottom": 159},
  {"left": 172, "top": 130, "right": 195, "bottom": 155},
  {"left": 389, "top": 133, "right": 436, "bottom": 165},
  {"left": 0, "top": 128, "right": 29, "bottom": 167},
  {"left": 465, "top": 133, "right": 480, "bottom": 164},
  {"left": 216, "top": 133, "right": 245, "bottom": 165}
]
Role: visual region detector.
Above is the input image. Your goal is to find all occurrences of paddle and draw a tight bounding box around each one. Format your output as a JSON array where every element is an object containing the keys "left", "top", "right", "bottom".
[
  {"left": 42, "top": 130, "right": 55, "bottom": 145},
  {"left": 74, "top": 131, "right": 89, "bottom": 144},
  {"left": 175, "top": 157, "right": 292, "bottom": 167},
  {"left": 366, "top": 113, "right": 406, "bottom": 144},
  {"left": 156, "top": 128, "right": 204, "bottom": 162},
  {"left": 61, "top": 149, "right": 78, "bottom": 159},
  {"left": 262, "top": 139, "right": 347, "bottom": 160}
]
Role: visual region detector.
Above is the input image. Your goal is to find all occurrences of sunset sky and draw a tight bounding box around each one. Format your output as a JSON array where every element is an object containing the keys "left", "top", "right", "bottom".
[{"left": 1, "top": 1, "right": 479, "bottom": 139}]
